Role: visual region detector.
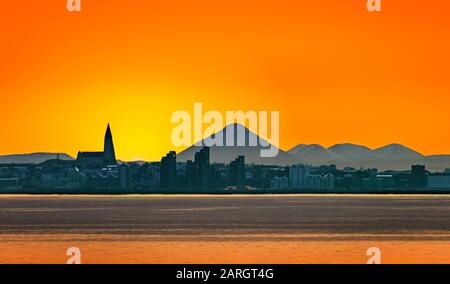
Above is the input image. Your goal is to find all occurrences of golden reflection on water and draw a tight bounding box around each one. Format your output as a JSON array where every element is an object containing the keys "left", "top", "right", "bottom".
[
  {"left": 1, "top": 234, "right": 450, "bottom": 264},
  {"left": 1, "top": 195, "right": 450, "bottom": 264}
]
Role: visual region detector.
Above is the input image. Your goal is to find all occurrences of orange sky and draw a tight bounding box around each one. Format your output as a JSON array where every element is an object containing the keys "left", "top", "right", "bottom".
[{"left": 1, "top": 0, "right": 449, "bottom": 161}]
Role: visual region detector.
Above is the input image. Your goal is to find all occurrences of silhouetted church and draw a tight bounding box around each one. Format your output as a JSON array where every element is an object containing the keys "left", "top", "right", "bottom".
[{"left": 76, "top": 124, "right": 117, "bottom": 169}]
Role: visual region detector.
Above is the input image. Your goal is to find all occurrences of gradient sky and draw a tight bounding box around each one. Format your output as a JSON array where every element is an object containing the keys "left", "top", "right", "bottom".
[{"left": 1, "top": 0, "right": 449, "bottom": 161}]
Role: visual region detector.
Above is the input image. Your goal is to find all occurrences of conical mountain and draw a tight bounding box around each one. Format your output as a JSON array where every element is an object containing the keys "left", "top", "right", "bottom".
[{"left": 177, "top": 124, "right": 296, "bottom": 165}]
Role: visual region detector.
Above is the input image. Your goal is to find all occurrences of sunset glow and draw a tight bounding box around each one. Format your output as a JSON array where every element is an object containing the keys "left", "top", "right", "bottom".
[{"left": 1, "top": 0, "right": 449, "bottom": 161}]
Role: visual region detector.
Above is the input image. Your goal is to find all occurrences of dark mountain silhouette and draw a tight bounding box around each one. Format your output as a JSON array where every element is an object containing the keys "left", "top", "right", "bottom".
[
  {"left": 288, "top": 144, "right": 339, "bottom": 163},
  {"left": 288, "top": 143, "right": 450, "bottom": 171},
  {"left": 1, "top": 140, "right": 448, "bottom": 172},
  {"left": 0, "top": 153, "right": 74, "bottom": 164},
  {"left": 373, "top": 143, "right": 423, "bottom": 159},
  {"left": 177, "top": 124, "right": 296, "bottom": 165},
  {"left": 328, "top": 143, "right": 374, "bottom": 160}
]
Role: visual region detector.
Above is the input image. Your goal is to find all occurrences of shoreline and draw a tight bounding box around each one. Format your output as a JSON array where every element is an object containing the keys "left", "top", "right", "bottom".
[{"left": 1, "top": 193, "right": 450, "bottom": 198}]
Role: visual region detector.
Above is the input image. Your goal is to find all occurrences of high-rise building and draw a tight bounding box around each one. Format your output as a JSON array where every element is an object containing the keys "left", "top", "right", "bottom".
[
  {"left": 160, "top": 151, "right": 176, "bottom": 189},
  {"left": 119, "top": 164, "right": 131, "bottom": 191},
  {"left": 185, "top": 160, "right": 196, "bottom": 189},
  {"left": 195, "top": 147, "right": 210, "bottom": 192},
  {"left": 323, "top": 173, "right": 335, "bottom": 190},
  {"left": 229, "top": 156, "right": 245, "bottom": 189},
  {"left": 410, "top": 165, "right": 427, "bottom": 188},
  {"left": 186, "top": 147, "right": 211, "bottom": 192},
  {"left": 290, "top": 163, "right": 334, "bottom": 190},
  {"left": 289, "top": 164, "right": 309, "bottom": 188}
]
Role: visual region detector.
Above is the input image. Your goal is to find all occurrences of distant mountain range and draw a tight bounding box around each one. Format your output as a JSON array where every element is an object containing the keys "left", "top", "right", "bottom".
[
  {"left": 288, "top": 143, "right": 423, "bottom": 162},
  {"left": 1, "top": 125, "right": 449, "bottom": 172},
  {"left": 178, "top": 125, "right": 450, "bottom": 171},
  {"left": 0, "top": 153, "right": 74, "bottom": 164},
  {"left": 288, "top": 143, "right": 450, "bottom": 172}
]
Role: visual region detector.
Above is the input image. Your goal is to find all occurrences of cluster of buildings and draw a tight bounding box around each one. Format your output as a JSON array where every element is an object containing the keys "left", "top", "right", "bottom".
[
  {"left": 157, "top": 151, "right": 450, "bottom": 192},
  {"left": 1, "top": 125, "right": 450, "bottom": 193},
  {"left": 289, "top": 164, "right": 335, "bottom": 190}
]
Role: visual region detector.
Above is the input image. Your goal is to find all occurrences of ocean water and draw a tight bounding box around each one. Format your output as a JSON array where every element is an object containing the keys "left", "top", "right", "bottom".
[{"left": 0, "top": 194, "right": 450, "bottom": 264}]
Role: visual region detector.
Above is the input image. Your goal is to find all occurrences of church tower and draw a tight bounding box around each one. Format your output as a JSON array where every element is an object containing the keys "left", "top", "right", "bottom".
[{"left": 104, "top": 124, "right": 117, "bottom": 165}]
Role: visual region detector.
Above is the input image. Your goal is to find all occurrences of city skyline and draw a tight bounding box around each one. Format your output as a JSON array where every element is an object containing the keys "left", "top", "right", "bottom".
[
  {"left": 1, "top": 122, "right": 450, "bottom": 156},
  {"left": 1, "top": 123, "right": 450, "bottom": 174},
  {"left": 3, "top": 0, "right": 450, "bottom": 267},
  {"left": 1, "top": 122, "right": 449, "bottom": 194},
  {"left": 1, "top": 1, "right": 450, "bottom": 161},
  {"left": 1, "top": 122, "right": 450, "bottom": 164}
]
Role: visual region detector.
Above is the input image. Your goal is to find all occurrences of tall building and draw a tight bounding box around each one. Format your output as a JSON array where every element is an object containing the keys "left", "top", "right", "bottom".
[
  {"left": 185, "top": 148, "right": 210, "bottom": 192},
  {"left": 76, "top": 124, "right": 117, "bottom": 169},
  {"left": 229, "top": 156, "right": 245, "bottom": 189},
  {"left": 119, "top": 164, "right": 131, "bottom": 191},
  {"left": 290, "top": 163, "right": 334, "bottom": 190},
  {"left": 410, "top": 165, "right": 427, "bottom": 188},
  {"left": 195, "top": 147, "right": 210, "bottom": 192},
  {"left": 289, "top": 164, "right": 309, "bottom": 188},
  {"left": 185, "top": 160, "right": 196, "bottom": 189},
  {"left": 160, "top": 151, "right": 176, "bottom": 189},
  {"left": 323, "top": 173, "right": 335, "bottom": 190}
]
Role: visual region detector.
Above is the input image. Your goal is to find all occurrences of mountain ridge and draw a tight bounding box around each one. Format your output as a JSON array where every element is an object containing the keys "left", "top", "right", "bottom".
[
  {"left": 289, "top": 143, "right": 428, "bottom": 160},
  {"left": 0, "top": 153, "right": 74, "bottom": 164},
  {"left": 1, "top": 131, "right": 449, "bottom": 171},
  {"left": 288, "top": 143, "right": 449, "bottom": 171}
]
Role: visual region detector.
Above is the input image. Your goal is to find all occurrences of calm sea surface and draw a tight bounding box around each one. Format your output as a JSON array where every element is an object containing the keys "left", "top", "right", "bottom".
[{"left": 0, "top": 194, "right": 450, "bottom": 264}]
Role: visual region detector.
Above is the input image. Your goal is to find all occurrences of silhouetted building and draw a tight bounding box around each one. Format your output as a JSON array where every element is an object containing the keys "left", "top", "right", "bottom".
[
  {"left": 410, "top": 165, "right": 427, "bottom": 188},
  {"left": 76, "top": 124, "right": 117, "bottom": 169},
  {"left": 428, "top": 174, "right": 450, "bottom": 189},
  {"left": 289, "top": 164, "right": 334, "bottom": 190},
  {"left": 289, "top": 164, "right": 309, "bottom": 188},
  {"left": 85, "top": 165, "right": 119, "bottom": 190},
  {"left": 104, "top": 124, "right": 117, "bottom": 165},
  {"left": 195, "top": 147, "right": 210, "bottom": 192},
  {"left": 270, "top": 176, "right": 289, "bottom": 190},
  {"left": 229, "top": 156, "right": 245, "bottom": 189},
  {"left": 184, "top": 148, "right": 211, "bottom": 192},
  {"left": 209, "top": 166, "right": 220, "bottom": 191},
  {"left": 0, "top": 177, "right": 20, "bottom": 190},
  {"left": 160, "top": 151, "right": 176, "bottom": 189},
  {"left": 185, "top": 160, "right": 196, "bottom": 189},
  {"left": 323, "top": 173, "right": 335, "bottom": 190},
  {"left": 376, "top": 174, "right": 396, "bottom": 189},
  {"left": 75, "top": 152, "right": 104, "bottom": 169},
  {"left": 119, "top": 164, "right": 131, "bottom": 191}
]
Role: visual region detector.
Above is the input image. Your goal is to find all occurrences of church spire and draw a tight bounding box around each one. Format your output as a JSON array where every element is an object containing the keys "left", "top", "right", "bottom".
[
  {"left": 105, "top": 123, "right": 112, "bottom": 139},
  {"left": 104, "top": 123, "right": 117, "bottom": 165}
]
